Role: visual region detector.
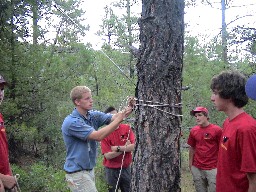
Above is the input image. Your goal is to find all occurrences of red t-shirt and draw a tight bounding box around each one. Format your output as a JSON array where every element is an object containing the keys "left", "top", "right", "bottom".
[
  {"left": 0, "top": 113, "right": 11, "bottom": 175},
  {"left": 101, "top": 124, "right": 135, "bottom": 168},
  {"left": 216, "top": 112, "right": 256, "bottom": 192},
  {"left": 187, "top": 124, "right": 222, "bottom": 170}
]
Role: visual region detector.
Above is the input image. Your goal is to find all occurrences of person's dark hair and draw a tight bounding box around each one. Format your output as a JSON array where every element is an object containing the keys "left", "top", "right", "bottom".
[
  {"left": 210, "top": 70, "right": 248, "bottom": 108},
  {"left": 104, "top": 106, "right": 116, "bottom": 113}
]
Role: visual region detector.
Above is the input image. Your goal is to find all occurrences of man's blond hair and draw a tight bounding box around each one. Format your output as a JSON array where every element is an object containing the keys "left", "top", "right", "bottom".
[{"left": 70, "top": 86, "right": 91, "bottom": 105}]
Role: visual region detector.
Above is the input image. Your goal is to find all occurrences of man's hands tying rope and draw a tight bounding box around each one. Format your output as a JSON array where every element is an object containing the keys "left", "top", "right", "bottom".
[
  {"left": 112, "top": 96, "right": 136, "bottom": 123},
  {"left": 127, "top": 96, "right": 136, "bottom": 109},
  {"left": 119, "top": 97, "right": 136, "bottom": 120}
]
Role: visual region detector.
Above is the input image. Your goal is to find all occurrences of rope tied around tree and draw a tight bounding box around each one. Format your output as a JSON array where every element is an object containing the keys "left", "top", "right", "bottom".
[{"left": 119, "top": 97, "right": 183, "bottom": 118}]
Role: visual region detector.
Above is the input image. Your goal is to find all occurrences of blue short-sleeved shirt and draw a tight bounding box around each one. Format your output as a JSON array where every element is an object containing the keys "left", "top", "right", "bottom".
[{"left": 61, "top": 108, "right": 112, "bottom": 172}]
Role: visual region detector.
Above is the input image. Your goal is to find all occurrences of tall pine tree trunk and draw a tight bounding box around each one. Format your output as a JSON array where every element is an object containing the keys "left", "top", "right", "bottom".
[{"left": 131, "top": 0, "right": 184, "bottom": 191}]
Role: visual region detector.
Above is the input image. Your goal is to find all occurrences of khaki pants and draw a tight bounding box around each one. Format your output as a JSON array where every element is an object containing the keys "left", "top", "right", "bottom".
[
  {"left": 65, "top": 169, "right": 97, "bottom": 192},
  {"left": 191, "top": 166, "right": 216, "bottom": 192}
]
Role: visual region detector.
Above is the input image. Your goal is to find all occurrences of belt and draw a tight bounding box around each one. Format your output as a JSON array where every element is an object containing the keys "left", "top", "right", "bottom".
[{"left": 65, "top": 169, "right": 92, "bottom": 174}]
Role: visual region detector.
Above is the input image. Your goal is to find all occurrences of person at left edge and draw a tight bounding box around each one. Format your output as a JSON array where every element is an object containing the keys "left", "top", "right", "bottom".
[
  {"left": 61, "top": 86, "right": 134, "bottom": 192},
  {"left": 0, "top": 75, "right": 17, "bottom": 192}
]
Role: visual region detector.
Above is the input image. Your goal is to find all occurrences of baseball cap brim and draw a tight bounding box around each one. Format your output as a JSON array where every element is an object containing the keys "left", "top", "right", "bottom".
[
  {"left": 190, "top": 107, "right": 209, "bottom": 116},
  {"left": 245, "top": 74, "right": 256, "bottom": 100}
]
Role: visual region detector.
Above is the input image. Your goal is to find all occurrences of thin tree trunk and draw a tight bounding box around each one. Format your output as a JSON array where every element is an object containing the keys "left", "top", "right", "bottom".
[
  {"left": 221, "top": 0, "right": 228, "bottom": 64},
  {"left": 126, "top": 0, "right": 134, "bottom": 78},
  {"left": 32, "top": 0, "right": 38, "bottom": 45},
  {"left": 131, "top": 0, "right": 184, "bottom": 191}
]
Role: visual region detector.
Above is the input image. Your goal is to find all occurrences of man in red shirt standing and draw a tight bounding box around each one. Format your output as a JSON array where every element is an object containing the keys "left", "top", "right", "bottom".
[
  {"left": 101, "top": 106, "right": 135, "bottom": 192},
  {"left": 211, "top": 70, "right": 256, "bottom": 192},
  {"left": 187, "top": 106, "right": 222, "bottom": 192},
  {"left": 0, "top": 75, "right": 17, "bottom": 191}
]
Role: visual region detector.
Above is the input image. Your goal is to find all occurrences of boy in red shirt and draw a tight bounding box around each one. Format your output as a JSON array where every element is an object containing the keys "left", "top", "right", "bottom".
[
  {"left": 187, "top": 106, "right": 222, "bottom": 192},
  {"left": 0, "top": 75, "right": 17, "bottom": 191},
  {"left": 211, "top": 71, "right": 256, "bottom": 192},
  {"left": 101, "top": 106, "right": 135, "bottom": 192}
]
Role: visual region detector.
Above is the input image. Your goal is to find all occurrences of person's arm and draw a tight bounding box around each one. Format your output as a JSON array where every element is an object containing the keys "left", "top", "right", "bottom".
[
  {"left": 247, "top": 172, "right": 256, "bottom": 192},
  {"left": 111, "top": 97, "right": 135, "bottom": 122},
  {"left": 111, "top": 140, "right": 135, "bottom": 153},
  {"left": 104, "top": 151, "right": 123, "bottom": 160},
  {"left": 105, "top": 140, "right": 135, "bottom": 160},
  {"left": 88, "top": 106, "right": 133, "bottom": 141},
  {"left": 189, "top": 146, "right": 195, "bottom": 171},
  {"left": 0, "top": 174, "right": 16, "bottom": 190}
]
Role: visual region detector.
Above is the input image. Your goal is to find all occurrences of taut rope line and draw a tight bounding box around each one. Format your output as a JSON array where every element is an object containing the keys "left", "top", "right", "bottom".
[{"left": 53, "top": 2, "right": 135, "bottom": 85}]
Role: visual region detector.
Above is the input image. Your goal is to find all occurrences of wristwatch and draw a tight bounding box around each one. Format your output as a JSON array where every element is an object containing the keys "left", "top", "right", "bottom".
[{"left": 117, "top": 146, "right": 121, "bottom": 152}]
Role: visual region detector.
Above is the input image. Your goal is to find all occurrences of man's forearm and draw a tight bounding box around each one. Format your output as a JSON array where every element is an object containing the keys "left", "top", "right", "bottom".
[
  {"left": 0, "top": 179, "right": 4, "bottom": 192},
  {"left": 104, "top": 151, "right": 123, "bottom": 160},
  {"left": 120, "top": 144, "right": 135, "bottom": 152},
  {"left": 0, "top": 174, "right": 16, "bottom": 189},
  {"left": 88, "top": 116, "right": 123, "bottom": 141},
  {"left": 0, "top": 173, "right": 7, "bottom": 181},
  {"left": 188, "top": 147, "right": 195, "bottom": 169},
  {"left": 105, "top": 143, "right": 135, "bottom": 160}
]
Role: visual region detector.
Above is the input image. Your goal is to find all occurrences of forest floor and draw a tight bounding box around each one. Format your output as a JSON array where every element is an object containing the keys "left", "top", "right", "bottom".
[
  {"left": 181, "top": 168, "right": 196, "bottom": 192},
  {"left": 180, "top": 143, "right": 196, "bottom": 192}
]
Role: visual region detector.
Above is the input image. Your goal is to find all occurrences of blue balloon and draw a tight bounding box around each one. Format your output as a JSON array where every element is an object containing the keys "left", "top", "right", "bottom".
[{"left": 245, "top": 74, "right": 256, "bottom": 100}]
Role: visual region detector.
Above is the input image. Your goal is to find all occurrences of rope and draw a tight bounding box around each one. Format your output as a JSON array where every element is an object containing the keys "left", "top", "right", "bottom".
[
  {"left": 99, "top": 50, "right": 136, "bottom": 85},
  {"left": 14, "top": 174, "right": 21, "bottom": 192},
  {"left": 113, "top": 97, "right": 135, "bottom": 191},
  {"left": 135, "top": 98, "right": 183, "bottom": 117},
  {"left": 114, "top": 129, "right": 131, "bottom": 192}
]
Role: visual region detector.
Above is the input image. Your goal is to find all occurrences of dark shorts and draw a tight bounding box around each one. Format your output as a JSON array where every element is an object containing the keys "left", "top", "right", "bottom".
[{"left": 105, "top": 167, "right": 131, "bottom": 192}]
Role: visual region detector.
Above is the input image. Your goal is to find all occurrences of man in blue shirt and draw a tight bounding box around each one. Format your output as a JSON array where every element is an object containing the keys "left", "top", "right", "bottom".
[{"left": 61, "top": 86, "right": 134, "bottom": 192}]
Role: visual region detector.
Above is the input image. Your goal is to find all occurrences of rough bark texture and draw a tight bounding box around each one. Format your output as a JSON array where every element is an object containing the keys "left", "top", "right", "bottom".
[{"left": 131, "top": 0, "right": 184, "bottom": 191}]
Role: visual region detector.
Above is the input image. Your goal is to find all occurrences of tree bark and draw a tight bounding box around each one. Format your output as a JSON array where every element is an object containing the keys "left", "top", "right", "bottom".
[{"left": 131, "top": 0, "right": 184, "bottom": 191}]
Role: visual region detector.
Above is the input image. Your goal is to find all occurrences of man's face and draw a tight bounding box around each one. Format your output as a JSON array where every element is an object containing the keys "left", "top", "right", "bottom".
[
  {"left": 211, "top": 90, "right": 228, "bottom": 112},
  {"left": 75, "top": 92, "right": 93, "bottom": 111},
  {"left": 0, "top": 84, "right": 5, "bottom": 104},
  {"left": 194, "top": 112, "right": 208, "bottom": 126}
]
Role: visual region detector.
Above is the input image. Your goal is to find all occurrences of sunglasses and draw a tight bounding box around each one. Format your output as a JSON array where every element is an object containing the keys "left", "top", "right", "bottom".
[{"left": 0, "top": 88, "right": 4, "bottom": 91}]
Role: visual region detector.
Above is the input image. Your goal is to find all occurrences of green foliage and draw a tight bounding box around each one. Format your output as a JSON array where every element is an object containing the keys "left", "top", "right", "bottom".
[
  {"left": 98, "top": 1, "right": 140, "bottom": 50},
  {"left": 1, "top": 1, "right": 256, "bottom": 191},
  {"left": 1, "top": 41, "right": 95, "bottom": 165},
  {"left": 182, "top": 36, "right": 226, "bottom": 132},
  {"left": 95, "top": 151, "right": 108, "bottom": 191},
  {"left": 10, "top": 152, "right": 114, "bottom": 192},
  {"left": 11, "top": 163, "right": 69, "bottom": 192},
  {"left": 91, "top": 47, "right": 137, "bottom": 111}
]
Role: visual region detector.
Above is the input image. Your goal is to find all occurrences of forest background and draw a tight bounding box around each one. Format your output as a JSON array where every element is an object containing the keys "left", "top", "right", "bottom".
[{"left": 0, "top": 0, "right": 256, "bottom": 191}]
